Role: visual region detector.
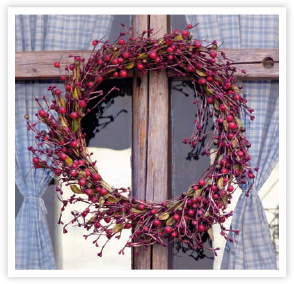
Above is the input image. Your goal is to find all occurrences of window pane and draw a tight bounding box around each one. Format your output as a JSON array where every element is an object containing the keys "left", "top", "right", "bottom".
[
  {"left": 171, "top": 80, "right": 214, "bottom": 269},
  {"left": 55, "top": 79, "right": 133, "bottom": 269}
]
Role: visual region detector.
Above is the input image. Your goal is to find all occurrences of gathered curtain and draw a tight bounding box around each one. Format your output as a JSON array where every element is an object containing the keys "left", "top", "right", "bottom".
[
  {"left": 185, "top": 15, "right": 279, "bottom": 269},
  {"left": 15, "top": 15, "right": 114, "bottom": 269}
]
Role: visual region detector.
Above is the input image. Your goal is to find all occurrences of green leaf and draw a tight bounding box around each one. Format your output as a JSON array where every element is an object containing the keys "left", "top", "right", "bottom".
[
  {"left": 130, "top": 208, "right": 145, "bottom": 214},
  {"left": 60, "top": 116, "right": 68, "bottom": 127},
  {"left": 207, "top": 227, "right": 214, "bottom": 241},
  {"left": 173, "top": 35, "right": 184, "bottom": 41},
  {"left": 235, "top": 117, "right": 243, "bottom": 129},
  {"left": 166, "top": 216, "right": 176, "bottom": 226},
  {"left": 70, "top": 185, "right": 82, "bottom": 194},
  {"left": 218, "top": 154, "right": 224, "bottom": 164},
  {"left": 99, "top": 196, "right": 105, "bottom": 207},
  {"left": 72, "top": 118, "right": 80, "bottom": 133},
  {"left": 125, "top": 61, "right": 135, "bottom": 69},
  {"left": 217, "top": 177, "right": 224, "bottom": 189},
  {"left": 57, "top": 96, "right": 66, "bottom": 107},
  {"left": 196, "top": 69, "right": 206, "bottom": 77},
  {"left": 214, "top": 99, "right": 219, "bottom": 110},
  {"left": 65, "top": 156, "right": 73, "bottom": 166},
  {"left": 194, "top": 189, "right": 202, "bottom": 200},
  {"left": 158, "top": 212, "right": 169, "bottom": 220},
  {"left": 137, "top": 54, "right": 148, "bottom": 60},
  {"left": 112, "top": 223, "right": 124, "bottom": 234}
]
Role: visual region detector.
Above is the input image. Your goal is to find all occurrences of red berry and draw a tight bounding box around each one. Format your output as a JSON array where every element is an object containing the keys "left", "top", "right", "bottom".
[
  {"left": 78, "top": 160, "right": 85, "bottom": 166},
  {"left": 58, "top": 107, "right": 66, "bottom": 114},
  {"left": 55, "top": 89, "right": 62, "bottom": 96},
  {"left": 138, "top": 204, "right": 145, "bottom": 211},
  {"left": 237, "top": 151, "right": 244, "bottom": 157},
  {"left": 167, "top": 46, "right": 173, "bottom": 53},
  {"left": 33, "top": 157, "right": 39, "bottom": 164},
  {"left": 210, "top": 52, "right": 217, "bottom": 58},
  {"left": 194, "top": 40, "right": 201, "bottom": 48},
  {"left": 95, "top": 222, "right": 101, "bottom": 228},
  {"left": 234, "top": 94, "right": 241, "bottom": 101},
  {"left": 100, "top": 188, "right": 108, "bottom": 195},
  {"left": 70, "top": 169, "right": 77, "bottom": 177},
  {"left": 171, "top": 232, "right": 177, "bottom": 238},
  {"left": 70, "top": 112, "right": 78, "bottom": 119},
  {"left": 79, "top": 178, "right": 86, "bottom": 186},
  {"left": 153, "top": 219, "right": 160, "bottom": 226},
  {"left": 151, "top": 209, "right": 157, "bottom": 215},
  {"left": 207, "top": 97, "right": 214, "bottom": 104},
  {"left": 38, "top": 109, "right": 46, "bottom": 117},
  {"left": 229, "top": 122, "right": 237, "bottom": 129},
  {"left": 88, "top": 82, "right": 94, "bottom": 89},
  {"left": 198, "top": 78, "right": 206, "bottom": 85},
  {"left": 55, "top": 168, "right": 62, "bottom": 176},
  {"left": 92, "top": 173, "right": 100, "bottom": 180},
  {"left": 119, "top": 70, "right": 127, "bottom": 78},
  {"left": 198, "top": 224, "right": 205, "bottom": 232},
  {"left": 188, "top": 209, "right": 194, "bottom": 216},
  {"left": 207, "top": 76, "right": 213, "bottom": 82},
  {"left": 182, "top": 30, "right": 189, "bottom": 37},
  {"left": 118, "top": 39, "right": 125, "bottom": 45},
  {"left": 54, "top": 62, "right": 60, "bottom": 68},
  {"left": 117, "top": 57, "right": 124, "bottom": 64},
  {"left": 125, "top": 223, "right": 132, "bottom": 229},
  {"left": 164, "top": 226, "right": 172, "bottom": 234},
  {"left": 70, "top": 140, "right": 78, "bottom": 148},
  {"left": 59, "top": 153, "right": 67, "bottom": 160},
  {"left": 187, "top": 24, "right": 193, "bottom": 29},
  {"left": 149, "top": 51, "right": 157, "bottom": 59},
  {"left": 198, "top": 179, "right": 206, "bottom": 187},
  {"left": 86, "top": 189, "right": 93, "bottom": 195},
  {"left": 226, "top": 115, "right": 233, "bottom": 122},
  {"left": 98, "top": 76, "right": 103, "bottom": 83},
  {"left": 92, "top": 40, "right": 98, "bottom": 46},
  {"left": 228, "top": 133, "right": 234, "bottom": 140},
  {"left": 162, "top": 201, "right": 167, "bottom": 207},
  {"left": 173, "top": 214, "right": 180, "bottom": 221},
  {"left": 220, "top": 104, "right": 226, "bottom": 111},
  {"left": 122, "top": 52, "right": 130, "bottom": 59},
  {"left": 113, "top": 71, "right": 119, "bottom": 77},
  {"left": 187, "top": 65, "right": 195, "bottom": 72},
  {"left": 137, "top": 63, "right": 144, "bottom": 70},
  {"left": 227, "top": 185, "right": 234, "bottom": 192}
]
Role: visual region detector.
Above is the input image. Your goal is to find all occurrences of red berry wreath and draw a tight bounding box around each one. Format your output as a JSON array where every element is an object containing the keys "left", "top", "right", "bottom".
[{"left": 25, "top": 24, "right": 256, "bottom": 258}]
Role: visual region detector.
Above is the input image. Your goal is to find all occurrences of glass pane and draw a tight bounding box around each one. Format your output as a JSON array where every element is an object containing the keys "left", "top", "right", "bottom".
[{"left": 171, "top": 80, "right": 214, "bottom": 269}]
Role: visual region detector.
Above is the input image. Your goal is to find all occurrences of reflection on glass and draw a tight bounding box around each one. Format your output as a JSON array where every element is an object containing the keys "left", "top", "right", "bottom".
[{"left": 171, "top": 80, "right": 214, "bottom": 269}]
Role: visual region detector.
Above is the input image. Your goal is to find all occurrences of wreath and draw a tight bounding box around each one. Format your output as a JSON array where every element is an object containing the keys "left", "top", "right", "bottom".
[{"left": 25, "top": 24, "right": 256, "bottom": 258}]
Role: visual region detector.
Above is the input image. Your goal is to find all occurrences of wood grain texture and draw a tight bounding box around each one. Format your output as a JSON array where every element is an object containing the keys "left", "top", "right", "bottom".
[
  {"left": 148, "top": 14, "right": 169, "bottom": 270},
  {"left": 15, "top": 48, "right": 279, "bottom": 81},
  {"left": 131, "top": 14, "right": 151, "bottom": 270}
]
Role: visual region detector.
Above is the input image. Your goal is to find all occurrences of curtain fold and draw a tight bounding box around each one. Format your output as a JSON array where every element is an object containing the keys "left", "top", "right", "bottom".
[
  {"left": 15, "top": 15, "right": 114, "bottom": 269},
  {"left": 185, "top": 14, "right": 279, "bottom": 269}
]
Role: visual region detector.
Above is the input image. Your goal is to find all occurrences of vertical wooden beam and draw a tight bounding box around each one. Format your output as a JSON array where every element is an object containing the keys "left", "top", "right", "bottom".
[
  {"left": 132, "top": 14, "right": 151, "bottom": 270},
  {"left": 147, "top": 14, "right": 169, "bottom": 270}
]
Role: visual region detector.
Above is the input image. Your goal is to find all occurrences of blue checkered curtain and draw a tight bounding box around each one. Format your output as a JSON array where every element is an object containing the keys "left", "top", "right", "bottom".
[
  {"left": 186, "top": 15, "right": 279, "bottom": 269},
  {"left": 15, "top": 15, "right": 114, "bottom": 269}
]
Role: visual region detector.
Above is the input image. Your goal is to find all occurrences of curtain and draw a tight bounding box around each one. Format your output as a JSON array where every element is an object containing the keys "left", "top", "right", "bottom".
[
  {"left": 15, "top": 15, "right": 114, "bottom": 269},
  {"left": 185, "top": 15, "right": 279, "bottom": 269}
]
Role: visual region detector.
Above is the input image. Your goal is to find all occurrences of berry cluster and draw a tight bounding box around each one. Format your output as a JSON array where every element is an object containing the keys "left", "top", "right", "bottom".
[{"left": 25, "top": 24, "right": 256, "bottom": 258}]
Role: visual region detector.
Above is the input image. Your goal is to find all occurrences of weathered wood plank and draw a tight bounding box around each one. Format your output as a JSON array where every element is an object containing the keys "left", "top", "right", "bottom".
[
  {"left": 15, "top": 48, "right": 279, "bottom": 81},
  {"left": 131, "top": 14, "right": 151, "bottom": 270},
  {"left": 147, "top": 14, "right": 169, "bottom": 270}
]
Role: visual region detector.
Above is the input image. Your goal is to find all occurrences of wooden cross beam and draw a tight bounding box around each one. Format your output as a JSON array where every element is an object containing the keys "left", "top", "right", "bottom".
[{"left": 15, "top": 49, "right": 279, "bottom": 81}]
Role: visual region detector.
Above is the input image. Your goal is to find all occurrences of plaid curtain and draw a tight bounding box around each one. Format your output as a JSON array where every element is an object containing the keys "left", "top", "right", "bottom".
[
  {"left": 186, "top": 15, "right": 279, "bottom": 269},
  {"left": 15, "top": 15, "right": 114, "bottom": 269}
]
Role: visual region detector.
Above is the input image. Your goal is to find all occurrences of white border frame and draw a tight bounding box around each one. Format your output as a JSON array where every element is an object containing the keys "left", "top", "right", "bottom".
[{"left": 8, "top": 6, "right": 287, "bottom": 278}]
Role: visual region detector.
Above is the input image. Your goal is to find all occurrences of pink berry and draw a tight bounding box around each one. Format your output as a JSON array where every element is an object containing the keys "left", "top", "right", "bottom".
[
  {"left": 153, "top": 219, "right": 160, "bottom": 226},
  {"left": 182, "top": 30, "right": 189, "bottom": 37},
  {"left": 54, "top": 62, "right": 60, "bottom": 68},
  {"left": 118, "top": 39, "right": 125, "bottom": 45},
  {"left": 100, "top": 188, "right": 108, "bottom": 195},
  {"left": 38, "top": 109, "right": 46, "bottom": 117},
  {"left": 33, "top": 157, "right": 39, "bottom": 164},
  {"left": 198, "top": 224, "right": 205, "bottom": 232},
  {"left": 58, "top": 107, "right": 66, "bottom": 114},
  {"left": 138, "top": 204, "right": 145, "bottom": 211},
  {"left": 164, "top": 226, "right": 172, "bottom": 234},
  {"left": 119, "top": 70, "right": 127, "bottom": 78},
  {"left": 70, "top": 112, "right": 78, "bottom": 119},
  {"left": 198, "top": 179, "right": 206, "bottom": 187}
]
